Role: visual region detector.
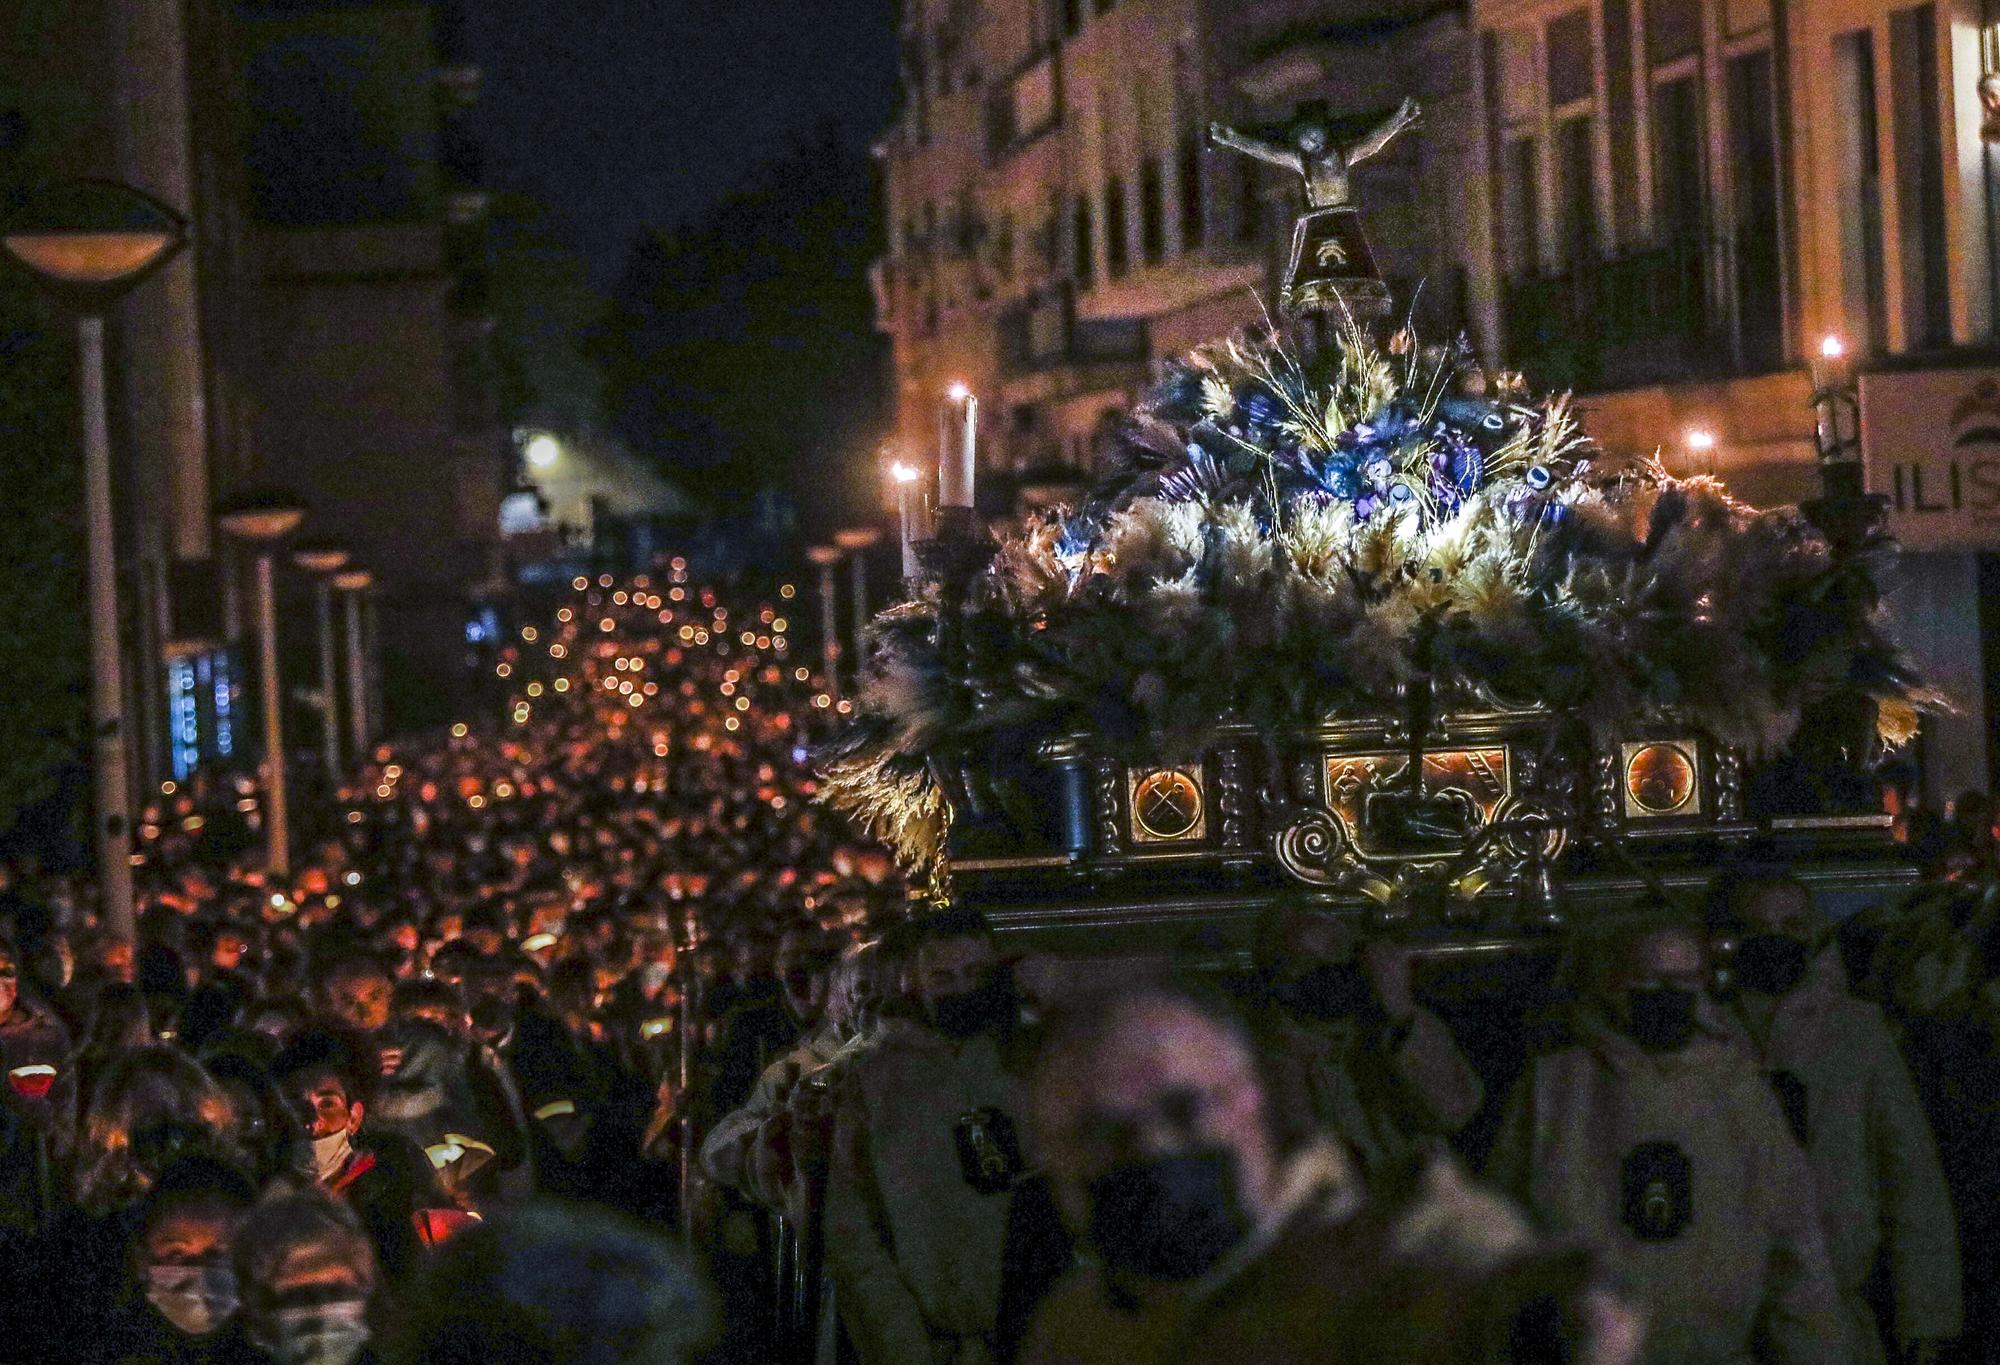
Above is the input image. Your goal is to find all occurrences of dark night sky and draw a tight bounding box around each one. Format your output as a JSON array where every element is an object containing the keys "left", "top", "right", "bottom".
[{"left": 467, "top": 1, "right": 902, "bottom": 287}]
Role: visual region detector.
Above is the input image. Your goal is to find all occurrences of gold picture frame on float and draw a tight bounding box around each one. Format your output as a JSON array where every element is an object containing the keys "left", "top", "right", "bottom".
[
  {"left": 1620, "top": 740, "right": 1703, "bottom": 820},
  {"left": 1127, "top": 767, "right": 1208, "bottom": 844}
]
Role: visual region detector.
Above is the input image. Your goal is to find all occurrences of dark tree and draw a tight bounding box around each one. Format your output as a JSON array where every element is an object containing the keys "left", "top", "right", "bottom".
[{"left": 597, "top": 126, "right": 888, "bottom": 535}]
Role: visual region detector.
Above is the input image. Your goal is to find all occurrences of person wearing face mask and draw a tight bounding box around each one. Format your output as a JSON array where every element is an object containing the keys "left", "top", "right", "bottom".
[
  {"left": 699, "top": 932, "right": 855, "bottom": 1212},
  {"left": 1487, "top": 908, "right": 1845, "bottom": 1364},
  {"left": 1248, "top": 906, "right": 1483, "bottom": 1178},
  {"left": 271, "top": 1029, "right": 446, "bottom": 1287},
  {"left": 1023, "top": 986, "right": 1638, "bottom": 1365},
  {"left": 0, "top": 931, "right": 74, "bottom": 1135},
  {"left": 1710, "top": 871, "right": 1959, "bottom": 1365},
  {"left": 92, "top": 1155, "right": 258, "bottom": 1364},
  {"left": 823, "top": 908, "right": 1033, "bottom": 1365},
  {"left": 234, "top": 1190, "right": 380, "bottom": 1365}
]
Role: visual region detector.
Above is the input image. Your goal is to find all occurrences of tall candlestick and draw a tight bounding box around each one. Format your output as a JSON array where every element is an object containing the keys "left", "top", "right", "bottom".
[
  {"left": 893, "top": 463, "right": 922, "bottom": 579},
  {"left": 1810, "top": 334, "right": 1851, "bottom": 396},
  {"left": 939, "top": 384, "right": 976, "bottom": 509}
]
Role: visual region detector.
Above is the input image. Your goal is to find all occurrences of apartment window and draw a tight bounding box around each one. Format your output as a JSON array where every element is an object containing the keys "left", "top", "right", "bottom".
[
  {"left": 1651, "top": 74, "right": 1705, "bottom": 244},
  {"left": 1890, "top": 4, "right": 1950, "bottom": 348},
  {"left": 1555, "top": 117, "right": 1596, "bottom": 267},
  {"left": 1178, "top": 131, "right": 1205, "bottom": 249},
  {"left": 1727, "top": 50, "right": 1784, "bottom": 370},
  {"left": 1074, "top": 195, "right": 1095, "bottom": 290},
  {"left": 1140, "top": 157, "right": 1167, "bottom": 264},
  {"left": 1547, "top": 11, "right": 1593, "bottom": 105},
  {"left": 1106, "top": 177, "right": 1130, "bottom": 278},
  {"left": 1647, "top": 0, "right": 1700, "bottom": 66},
  {"left": 935, "top": 24, "right": 956, "bottom": 96},
  {"left": 996, "top": 213, "right": 1017, "bottom": 283},
  {"left": 1602, "top": 0, "right": 1640, "bottom": 248},
  {"left": 1501, "top": 138, "right": 1541, "bottom": 278},
  {"left": 1835, "top": 29, "right": 1889, "bottom": 354}
]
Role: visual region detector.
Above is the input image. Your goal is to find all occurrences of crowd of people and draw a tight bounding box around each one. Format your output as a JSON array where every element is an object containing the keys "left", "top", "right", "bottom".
[{"left": 1, "top": 563, "right": 1999, "bottom": 1364}]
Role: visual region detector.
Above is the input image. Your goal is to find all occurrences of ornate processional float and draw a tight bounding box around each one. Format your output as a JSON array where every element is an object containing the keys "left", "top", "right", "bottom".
[{"left": 820, "top": 96, "right": 1935, "bottom": 962}]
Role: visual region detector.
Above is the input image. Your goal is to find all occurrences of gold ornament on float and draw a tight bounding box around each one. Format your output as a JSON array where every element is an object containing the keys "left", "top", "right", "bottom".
[
  {"left": 1622, "top": 741, "right": 1701, "bottom": 819},
  {"left": 1129, "top": 768, "right": 1207, "bottom": 844}
]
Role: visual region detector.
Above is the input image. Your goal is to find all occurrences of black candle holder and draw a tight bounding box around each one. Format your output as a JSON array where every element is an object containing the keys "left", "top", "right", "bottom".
[{"left": 915, "top": 507, "right": 998, "bottom": 835}]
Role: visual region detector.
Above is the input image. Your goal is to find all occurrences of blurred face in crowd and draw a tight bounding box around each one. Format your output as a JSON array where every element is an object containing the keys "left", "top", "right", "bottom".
[
  {"left": 139, "top": 1198, "right": 241, "bottom": 1339},
  {"left": 242, "top": 1231, "right": 374, "bottom": 1365},
  {"left": 853, "top": 849, "right": 893, "bottom": 886},
  {"left": 294, "top": 1071, "right": 363, "bottom": 1143},
  {"left": 324, "top": 969, "right": 392, "bottom": 1034},
  {"left": 1269, "top": 913, "right": 1371, "bottom": 1022},
  {"left": 0, "top": 948, "right": 17, "bottom": 1022},
  {"left": 1037, "top": 995, "right": 1277, "bottom": 1284},
  {"left": 776, "top": 933, "right": 828, "bottom": 1021},
  {"left": 211, "top": 930, "right": 249, "bottom": 974},
  {"left": 1727, "top": 881, "right": 1817, "bottom": 998},
  {"left": 1612, "top": 928, "right": 1707, "bottom": 1052},
  {"left": 917, "top": 934, "right": 1015, "bottom": 1040},
  {"left": 99, "top": 938, "right": 136, "bottom": 985},
  {"left": 404, "top": 998, "right": 464, "bottom": 1037}
]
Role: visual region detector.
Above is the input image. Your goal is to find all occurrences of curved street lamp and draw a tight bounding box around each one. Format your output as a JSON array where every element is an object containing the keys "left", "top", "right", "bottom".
[
  {"left": 292, "top": 540, "right": 350, "bottom": 781},
  {"left": 217, "top": 491, "right": 307, "bottom": 879},
  {"left": 804, "top": 545, "right": 844, "bottom": 705},
  {"left": 1, "top": 180, "right": 189, "bottom": 946},
  {"left": 332, "top": 569, "right": 375, "bottom": 761},
  {"left": 833, "top": 526, "right": 882, "bottom": 680}
]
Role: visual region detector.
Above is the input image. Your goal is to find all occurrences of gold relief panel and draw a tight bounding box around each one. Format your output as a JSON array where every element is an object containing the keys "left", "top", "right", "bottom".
[
  {"left": 1322, "top": 748, "right": 1512, "bottom": 862},
  {"left": 1620, "top": 740, "right": 1703, "bottom": 820},
  {"left": 1127, "top": 767, "right": 1208, "bottom": 845}
]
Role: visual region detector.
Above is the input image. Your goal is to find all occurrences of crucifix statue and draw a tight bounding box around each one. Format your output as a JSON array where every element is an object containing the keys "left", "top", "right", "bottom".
[{"left": 1209, "top": 96, "right": 1422, "bottom": 318}]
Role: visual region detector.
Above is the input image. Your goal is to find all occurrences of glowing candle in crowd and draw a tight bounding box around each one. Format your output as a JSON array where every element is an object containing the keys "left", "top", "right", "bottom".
[
  {"left": 892, "top": 462, "right": 923, "bottom": 578},
  {"left": 939, "top": 382, "right": 976, "bottom": 509}
]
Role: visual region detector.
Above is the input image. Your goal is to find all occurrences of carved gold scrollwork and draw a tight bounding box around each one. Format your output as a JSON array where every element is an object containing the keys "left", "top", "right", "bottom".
[
  {"left": 1591, "top": 748, "right": 1622, "bottom": 826},
  {"left": 1714, "top": 747, "right": 1743, "bottom": 822},
  {"left": 1216, "top": 745, "right": 1251, "bottom": 850},
  {"left": 1092, "top": 758, "right": 1125, "bottom": 857},
  {"left": 1271, "top": 805, "right": 1349, "bottom": 887}
]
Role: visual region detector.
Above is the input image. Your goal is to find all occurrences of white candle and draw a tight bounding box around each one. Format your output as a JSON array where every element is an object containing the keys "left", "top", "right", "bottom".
[
  {"left": 1811, "top": 334, "right": 1851, "bottom": 393},
  {"left": 940, "top": 384, "right": 976, "bottom": 509},
  {"left": 893, "top": 463, "right": 922, "bottom": 578}
]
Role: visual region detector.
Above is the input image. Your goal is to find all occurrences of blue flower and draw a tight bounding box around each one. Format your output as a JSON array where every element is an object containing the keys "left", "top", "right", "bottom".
[
  {"left": 1056, "top": 519, "right": 1095, "bottom": 560},
  {"left": 1238, "top": 389, "right": 1282, "bottom": 435}
]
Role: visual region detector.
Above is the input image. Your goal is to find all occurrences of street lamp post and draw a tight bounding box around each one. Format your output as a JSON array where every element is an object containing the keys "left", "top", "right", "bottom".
[
  {"left": 805, "top": 545, "right": 844, "bottom": 705},
  {"left": 833, "top": 527, "right": 881, "bottom": 682},
  {"left": 2, "top": 179, "right": 188, "bottom": 945},
  {"left": 334, "top": 569, "right": 374, "bottom": 761},
  {"left": 217, "top": 492, "right": 306, "bottom": 879},
  {"left": 292, "top": 542, "right": 350, "bottom": 781}
]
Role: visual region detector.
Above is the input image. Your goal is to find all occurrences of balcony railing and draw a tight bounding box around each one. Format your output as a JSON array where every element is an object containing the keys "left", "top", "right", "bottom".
[
  {"left": 998, "top": 285, "right": 1148, "bottom": 378},
  {"left": 1502, "top": 233, "right": 1715, "bottom": 393}
]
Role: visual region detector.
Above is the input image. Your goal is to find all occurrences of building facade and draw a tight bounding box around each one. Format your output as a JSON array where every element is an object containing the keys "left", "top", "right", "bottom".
[
  {"left": 236, "top": 0, "right": 507, "bottom": 742},
  {"left": 1469, "top": 0, "right": 2000, "bottom": 803},
  {"left": 877, "top": 0, "right": 2000, "bottom": 807},
  {"left": 872, "top": 0, "right": 1474, "bottom": 504},
  {"left": 2, "top": 0, "right": 504, "bottom": 822}
]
